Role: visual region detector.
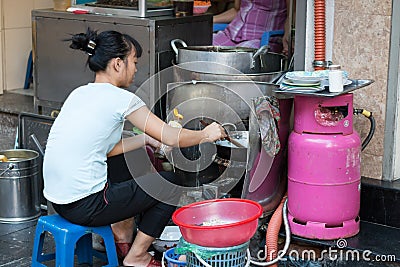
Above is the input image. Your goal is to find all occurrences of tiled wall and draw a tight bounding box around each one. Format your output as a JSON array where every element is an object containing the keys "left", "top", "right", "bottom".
[
  {"left": 0, "top": 0, "right": 53, "bottom": 93},
  {"left": 334, "top": 0, "right": 392, "bottom": 179}
]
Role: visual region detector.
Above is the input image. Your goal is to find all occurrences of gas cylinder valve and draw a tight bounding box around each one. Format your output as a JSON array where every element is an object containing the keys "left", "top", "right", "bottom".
[{"left": 353, "top": 108, "right": 375, "bottom": 151}]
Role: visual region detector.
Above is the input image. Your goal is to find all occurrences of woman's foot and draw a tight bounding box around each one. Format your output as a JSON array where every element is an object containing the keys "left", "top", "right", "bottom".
[
  {"left": 115, "top": 242, "right": 133, "bottom": 259},
  {"left": 122, "top": 230, "right": 159, "bottom": 266},
  {"left": 123, "top": 252, "right": 161, "bottom": 267}
]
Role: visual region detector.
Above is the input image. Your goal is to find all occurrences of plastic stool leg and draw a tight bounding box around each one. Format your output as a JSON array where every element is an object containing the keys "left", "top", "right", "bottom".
[
  {"left": 31, "top": 231, "right": 49, "bottom": 267},
  {"left": 260, "top": 30, "right": 284, "bottom": 47},
  {"left": 55, "top": 233, "right": 76, "bottom": 267},
  {"left": 24, "top": 50, "right": 33, "bottom": 89},
  {"left": 76, "top": 233, "right": 93, "bottom": 265},
  {"left": 97, "top": 228, "right": 119, "bottom": 267}
]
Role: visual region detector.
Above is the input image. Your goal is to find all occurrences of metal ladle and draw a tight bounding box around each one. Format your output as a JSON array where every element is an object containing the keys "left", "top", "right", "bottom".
[{"left": 199, "top": 120, "right": 246, "bottom": 148}]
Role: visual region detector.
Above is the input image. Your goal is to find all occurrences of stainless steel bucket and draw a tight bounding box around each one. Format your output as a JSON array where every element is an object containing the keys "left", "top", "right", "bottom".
[{"left": 0, "top": 149, "right": 40, "bottom": 223}]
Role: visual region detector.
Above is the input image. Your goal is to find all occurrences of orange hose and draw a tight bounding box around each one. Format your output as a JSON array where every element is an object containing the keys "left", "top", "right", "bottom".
[
  {"left": 265, "top": 195, "right": 287, "bottom": 266},
  {"left": 314, "top": 0, "right": 326, "bottom": 70}
]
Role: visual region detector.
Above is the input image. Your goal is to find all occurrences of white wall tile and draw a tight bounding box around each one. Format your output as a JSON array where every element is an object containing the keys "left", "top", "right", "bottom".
[
  {"left": 3, "top": 0, "right": 34, "bottom": 29},
  {"left": 4, "top": 28, "right": 32, "bottom": 90}
]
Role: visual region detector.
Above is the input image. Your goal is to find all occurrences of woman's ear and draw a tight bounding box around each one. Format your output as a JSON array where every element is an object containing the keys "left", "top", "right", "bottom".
[{"left": 113, "top": 57, "right": 123, "bottom": 72}]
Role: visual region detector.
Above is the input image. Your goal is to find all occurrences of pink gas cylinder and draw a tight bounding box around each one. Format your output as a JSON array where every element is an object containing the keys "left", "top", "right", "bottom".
[{"left": 288, "top": 93, "right": 361, "bottom": 240}]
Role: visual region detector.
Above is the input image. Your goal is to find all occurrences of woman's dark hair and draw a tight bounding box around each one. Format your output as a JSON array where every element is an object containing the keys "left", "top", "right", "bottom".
[{"left": 68, "top": 28, "right": 142, "bottom": 72}]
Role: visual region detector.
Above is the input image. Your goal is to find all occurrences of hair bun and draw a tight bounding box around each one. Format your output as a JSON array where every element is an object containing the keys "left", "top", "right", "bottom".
[{"left": 69, "top": 28, "right": 98, "bottom": 56}]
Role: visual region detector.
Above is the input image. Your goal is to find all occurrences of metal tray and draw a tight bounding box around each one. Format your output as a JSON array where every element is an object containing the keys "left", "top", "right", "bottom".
[
  {"left": 18, "top": 112, "right": 55, "bottom": 207},
  {"left": 18, "top": 113, "right": 54, "bottom": 152},
  {"left": 273, "top": 79, "right": 374, "bottom": 97},
  {"left": 73, "top": 0, "right": 173, "bottom": 17}
]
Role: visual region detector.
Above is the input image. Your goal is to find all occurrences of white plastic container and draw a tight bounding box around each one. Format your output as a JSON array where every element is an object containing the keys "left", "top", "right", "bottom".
[{"left": 328, "top": 65, "right": 344, "bottom": 93}]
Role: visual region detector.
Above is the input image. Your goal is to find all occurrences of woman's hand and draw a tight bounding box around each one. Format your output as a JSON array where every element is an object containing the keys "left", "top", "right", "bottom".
[
  {"left": 144, "top": 134, "right": 162, "bottom": 149},
  {"left": 201, "top": 122, "right": 227, "bottom": 143}
]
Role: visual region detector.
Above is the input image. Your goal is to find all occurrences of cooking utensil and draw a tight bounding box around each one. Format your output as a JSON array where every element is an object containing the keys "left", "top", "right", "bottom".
[
  {"left": 172, "top": 198, "right": 262, "bottom": 247},
  {"left": 170, "top": 39, "right": 287, "bottom": 75},
  {"left": 29, "top": 134, "right": 45, "bottom": 157},
  {"left": 199, "top": 120, "right": 245, "bottom": 148}
]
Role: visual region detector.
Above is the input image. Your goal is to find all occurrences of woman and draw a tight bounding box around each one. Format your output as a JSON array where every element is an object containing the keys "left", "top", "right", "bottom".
[
  {"left": 42, "top": 28, "right": 226, "bottom": 267},
  {"left": 213, "top": 0, "right": 290, "bottom": 54}
]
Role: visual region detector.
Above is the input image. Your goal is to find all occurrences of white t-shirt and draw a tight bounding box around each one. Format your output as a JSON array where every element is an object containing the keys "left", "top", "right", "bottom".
[{"left": 43, "top": 83, "right": 145, "bottom": 204}]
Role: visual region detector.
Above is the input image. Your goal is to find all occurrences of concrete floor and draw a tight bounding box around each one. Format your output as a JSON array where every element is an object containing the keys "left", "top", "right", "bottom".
[{"left": 0, "top": 213, "right": 399, "bottom": 267}]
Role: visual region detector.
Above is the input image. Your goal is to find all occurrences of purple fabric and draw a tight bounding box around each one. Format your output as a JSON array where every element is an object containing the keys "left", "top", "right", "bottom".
[{"left": 213, "top": 0, "right": 287, "bottom": 51}]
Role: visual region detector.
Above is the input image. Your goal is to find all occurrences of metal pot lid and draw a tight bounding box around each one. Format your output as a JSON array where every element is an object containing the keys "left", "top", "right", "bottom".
[{"left": 180, "top": 46, "right": 257, "bottom": 53}]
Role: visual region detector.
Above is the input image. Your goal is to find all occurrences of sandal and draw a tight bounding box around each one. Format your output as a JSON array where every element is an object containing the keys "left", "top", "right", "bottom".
[
  {"left": 146, "top": 256, "right": 162, "bottom": 267},
  {"left": 115, "top": 242, "right": 133, "bottom": 260},
  {"left": 121, "top": 256, "right": 161, "bottom": 267}
]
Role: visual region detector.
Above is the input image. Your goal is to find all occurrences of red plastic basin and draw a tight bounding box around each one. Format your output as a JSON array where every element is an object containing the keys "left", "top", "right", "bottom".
[{"left": 172, "top": 198, "right": 262, "bottom": 247}]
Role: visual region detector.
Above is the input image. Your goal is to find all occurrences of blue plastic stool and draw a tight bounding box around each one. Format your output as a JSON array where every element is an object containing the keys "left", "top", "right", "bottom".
[
  {"left": 31, "top": 214, "right": 119, "bottom": 267},
  {"left": 24, "top": 50, "right": 33, "bottom": 89},
  {"left": 212, "top": 23, "right": 228, "bottom": 32},
  {"left": 260, "top": 30, "right": 284, "bottom": 47}
]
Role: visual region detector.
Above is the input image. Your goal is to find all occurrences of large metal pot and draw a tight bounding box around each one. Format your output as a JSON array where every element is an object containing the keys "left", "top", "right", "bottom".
[
  {"left": 171, "top": 39, "right": 287, "bottom": 75},
  {"left": 0, "top": 149, "right": 40, "bottom": 223}
]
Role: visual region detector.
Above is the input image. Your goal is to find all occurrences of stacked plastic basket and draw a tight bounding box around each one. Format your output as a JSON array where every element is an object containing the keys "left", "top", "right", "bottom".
[
  {"left": 164, "top": 247, "right": 186, "bottom": 267},
  {"left": 164, "top": 198, "right": 262, "bottom": 267}
]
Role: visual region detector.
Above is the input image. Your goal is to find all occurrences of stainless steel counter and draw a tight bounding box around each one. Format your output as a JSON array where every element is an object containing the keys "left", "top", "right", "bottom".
[{"left": 32, "top": 9, "right": 212, "bottom": 114}]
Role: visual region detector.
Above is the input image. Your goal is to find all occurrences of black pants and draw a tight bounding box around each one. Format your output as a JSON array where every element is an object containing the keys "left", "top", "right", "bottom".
[{"left": 52, "top": 153, "right": 180, "bottom": 238}]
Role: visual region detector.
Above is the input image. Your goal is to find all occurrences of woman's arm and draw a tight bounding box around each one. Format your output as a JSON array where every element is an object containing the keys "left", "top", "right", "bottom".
[
  {"left": 126, "top": 106, "right": 226, "bottom": 148},
  {"left": 213, "top": 0, "right": 240, "bottom": 23},
  {"left": 107, "top": 134, "right": 160, "bottom": 157}
]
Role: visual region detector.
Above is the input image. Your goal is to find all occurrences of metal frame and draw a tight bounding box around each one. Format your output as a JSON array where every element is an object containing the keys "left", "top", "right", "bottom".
[
  {"left": 293, "top": 0, "right": 306, "bottom": 71},
  {"left": 383, "top": 0, "right": 400, "bottom": 181}
]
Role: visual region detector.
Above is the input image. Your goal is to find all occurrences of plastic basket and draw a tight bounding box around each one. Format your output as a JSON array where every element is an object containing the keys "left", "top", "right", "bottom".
[
  {"left": 186, "top": 242, "right": 250, "bottom": 267},
  {"left": 164, "top": 248, "right": 187, "bottom": 267}
]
